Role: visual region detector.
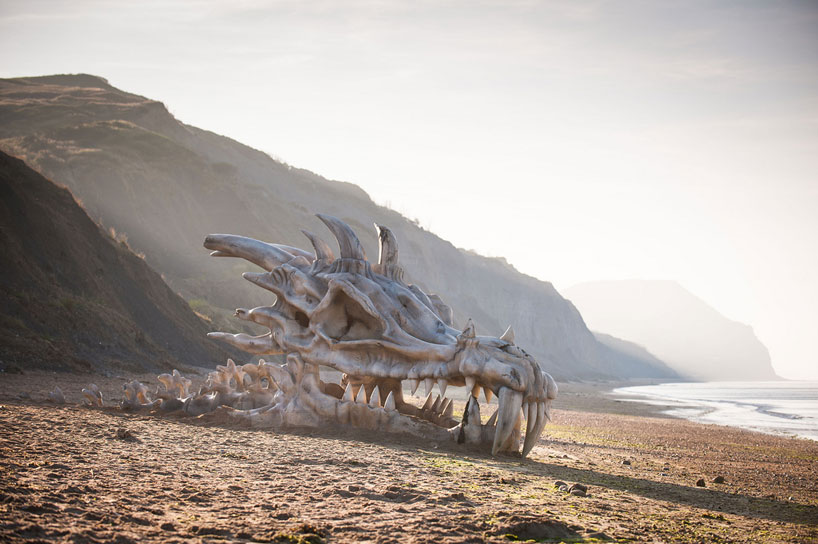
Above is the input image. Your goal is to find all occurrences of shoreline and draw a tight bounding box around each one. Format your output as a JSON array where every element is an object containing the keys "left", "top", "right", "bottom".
[
  {"left": 1, "top": 371, "right": 816, "bottom": 543},
  {"left": 608, "top": 380, "right": 818, "bottom": 443}
]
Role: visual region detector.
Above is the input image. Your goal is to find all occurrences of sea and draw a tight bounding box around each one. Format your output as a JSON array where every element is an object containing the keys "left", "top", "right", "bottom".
[{"left": 612, "top": 381, "right": 818, "bottom": 441}]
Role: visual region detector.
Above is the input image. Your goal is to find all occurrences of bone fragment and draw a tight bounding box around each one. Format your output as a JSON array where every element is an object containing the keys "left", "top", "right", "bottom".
[
  {"left": 48, "top": 386, "right": 65, "bottom": 404},
  {"left": 82, "top": 384, "right": 103, "bottom": 407}
]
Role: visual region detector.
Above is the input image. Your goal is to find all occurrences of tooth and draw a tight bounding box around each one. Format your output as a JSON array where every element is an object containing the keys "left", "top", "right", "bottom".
[
  {"left": 438, "top": 397, "right": 450, "bottom": 414},
  {"left": 430, "top": 395, "right": 442, "bottom": 413},
  {"left": 492, "top": 387, "right": 523, "bottom": 456},
  {"left": 458, "top": 396, "right": 482, "bottom": 445},
  {"left": 540, "top": 400, "right": 550, "bottom": 422},
  {"left": 421, "top": 391, "right": 435, "bottom": 411},
  {"left": 342, "top": 383, "right": 354, "bottom": 402},
  {"left": 465, "top": 376, "right": 475, "bottom": 392},
  {"left": 472, "top": 384, "right": 481, "bottom": 397},
  {"left": 408, "top": 379, "right": 420, "bottom": 396},
  {"left": 486, "top": 409, "right": 498, "bottom": 427},
  {"left": 369, "top": 385, "right": 381, "bottom": 407},
  {"left": 522, "top": 401, "right": 549, "bottom": 458},
  {"left": 522, "top": 402, "right": 539, "bottom": 457},
  {"left": 442, "top": 398, "right": 454, "bottom": 419},
  {"left": 355, "top": 385, "right": 367, "bottom": 404},
  {"left": 424, "top": 378, "right": 434, "bottom": 396},
  {"left": 484, "top": 387, "right": 494, "bottom": 404},
  {"left": 437, "top": 379, "right": 448, "bottom": 397},
  {"left": 384, "top": 391, "right": 396, "bottom": 411}
]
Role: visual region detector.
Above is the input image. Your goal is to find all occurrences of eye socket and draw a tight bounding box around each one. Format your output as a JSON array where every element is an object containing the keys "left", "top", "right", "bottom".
[{"left": 260, "top": 378, "right": 270, "bottom": 389}]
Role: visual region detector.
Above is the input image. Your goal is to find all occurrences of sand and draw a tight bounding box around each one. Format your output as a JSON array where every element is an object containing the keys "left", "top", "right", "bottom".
[{"left": 0, "top": 371, "right": 816, "bottom": 543}]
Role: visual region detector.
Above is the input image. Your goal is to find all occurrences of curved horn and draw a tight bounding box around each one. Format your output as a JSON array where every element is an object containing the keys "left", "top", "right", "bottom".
[
  {"left": 375, "top": 224, "right": 399, "bottom": 266},
  {"left": 316, "top": 214, "right": 366, "bottom": 260},
  {"left": 301, "top": 229, "right": 335, "bottom": 261},
  {"left": 204, "top": 234, "right": 294, "bottom": 271}
]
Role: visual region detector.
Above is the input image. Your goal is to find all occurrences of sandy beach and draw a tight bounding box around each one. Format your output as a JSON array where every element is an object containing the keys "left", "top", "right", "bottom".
[{"left": 1, "top": 371, "right": 816, "bottom": 543}]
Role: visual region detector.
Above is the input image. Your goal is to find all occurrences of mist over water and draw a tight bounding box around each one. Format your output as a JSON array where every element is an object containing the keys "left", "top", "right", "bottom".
[{"left": 613, "top": 381, "right": 818, "bottom": 441}]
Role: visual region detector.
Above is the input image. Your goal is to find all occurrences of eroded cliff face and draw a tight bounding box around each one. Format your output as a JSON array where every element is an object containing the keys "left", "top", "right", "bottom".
[
  {"left": 565, "top": 280, "right": 778, "bottom": 381},
  {"left": 0, "top": 151, "right": 235, "bottom": 373},
  {"left": 0, "top": 74, "right": 672, "bottom": 380}
]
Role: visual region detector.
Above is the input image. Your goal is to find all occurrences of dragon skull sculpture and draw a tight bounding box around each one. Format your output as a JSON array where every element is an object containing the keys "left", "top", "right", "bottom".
[{"left": 197, "top": 214, "right": 558, "bottom": 457}]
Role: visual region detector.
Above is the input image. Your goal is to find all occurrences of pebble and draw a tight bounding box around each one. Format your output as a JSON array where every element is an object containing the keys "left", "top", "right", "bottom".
[
  {"left": 622, "top": 460, "right": 631, "bottom": 466},
  {"left": 568, "top": 483, "right": 588, "bottom": 493},
  {"left": 696, "top": 479, "right": 706, "bottom": 487},
  {"left": 570, "top": 489, "right": 587, "bottom": 497},
  {"left": 713, "top": 476, "right": 725, "bottom": 484},
  {"left": 554, "top": 481, "right": 567, "bottom": 488}
]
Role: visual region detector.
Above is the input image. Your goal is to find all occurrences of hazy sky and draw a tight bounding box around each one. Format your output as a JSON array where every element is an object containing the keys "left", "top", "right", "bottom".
[{"left": 2, "top": 0, "right": 817, "bottom": 379}]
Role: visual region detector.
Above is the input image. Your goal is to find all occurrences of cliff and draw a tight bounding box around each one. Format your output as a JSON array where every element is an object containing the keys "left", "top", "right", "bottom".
[
  {"left": 0, "top": 151, "right": 235, "bottom": 374},
  {"left": 564, "top": 280, "right": 778, "bottom": 381},
  {"left": 0, "top": 74, "right": 675, "bottom": 381}
]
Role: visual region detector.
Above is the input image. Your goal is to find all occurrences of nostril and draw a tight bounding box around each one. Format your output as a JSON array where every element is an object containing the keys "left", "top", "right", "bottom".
[{"left": 294, "top": 311, "right": 310, "bottom": 328}]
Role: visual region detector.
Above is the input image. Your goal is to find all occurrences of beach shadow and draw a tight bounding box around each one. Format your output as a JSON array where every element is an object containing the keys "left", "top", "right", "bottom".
[{"left": 491, "top": 455, "right": 817, "bottom": 527}]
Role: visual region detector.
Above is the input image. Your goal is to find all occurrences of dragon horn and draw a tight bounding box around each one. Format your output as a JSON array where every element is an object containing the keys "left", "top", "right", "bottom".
[
  {"left": 301, "top": 229, "right": 335, "bottom": 261},
  {"left": 375, "top": 224, "right": 399, "bottom": 266},
  {"left": 316, "top": 214, "right": 366, "bottom": 261}
]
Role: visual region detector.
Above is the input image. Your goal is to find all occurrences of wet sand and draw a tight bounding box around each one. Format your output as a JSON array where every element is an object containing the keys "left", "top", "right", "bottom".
[{"left": 1, "top": 371, "right": 816, "bottom": 543}]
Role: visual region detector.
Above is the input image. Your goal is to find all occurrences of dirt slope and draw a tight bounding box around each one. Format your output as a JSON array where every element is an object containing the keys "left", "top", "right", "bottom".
[{"left": 0, "top": 151, "right": 233, "bottom": 373}]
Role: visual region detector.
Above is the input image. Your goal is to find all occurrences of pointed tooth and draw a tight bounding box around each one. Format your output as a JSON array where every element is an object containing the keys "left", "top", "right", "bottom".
[
  {"left": 384, "top": 391, "right": 396, "bottom": 411},
  {"left": 437, "top": 379, "right": 448, "bottom": 397},
  {"left": 355, "top": 385, "right": 367, "bottom": 404},
  {"left": 442, "top": 398, "right": 454, "bottom": 419},
  {"left": 486, "top": 409, "right": 498, "bottom": 427},
  {"left": 369, "top": 385, "right": 381, "bottom": 407},
  {"left": 472, "top": 384, "right": 482, "bottom": 397},
  {"left": 465, "top": 376, "right": 476, "bottom": 392},
  {"left": 523, "top": 402, "right": 549, "bottom": 458},
  {"left": 342, "top": 383, "right": 354, "bottom": 402},
  {"left": 424, "top": 378, "right": 434, "bottom": 397},
  {"left": 408, "top": 379, "right": 420, "bottom": 396},
  {"left": 421, "top": 391, "right": 435, "bottom": 411},
  {"left": 540, "top": 400, "right": 550, "bottom": 422},
  {"left": 430, "top": 395, "right": 442, "bottom": 413},
  {"left": 484, "top": 387, "right": 494, "bottom": 404},
  {"left": 491, "top": 387, "right": 523, "bottom": 456},
  {"left": 522, "top": 402, "right": 539, "bottom": 457}
]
